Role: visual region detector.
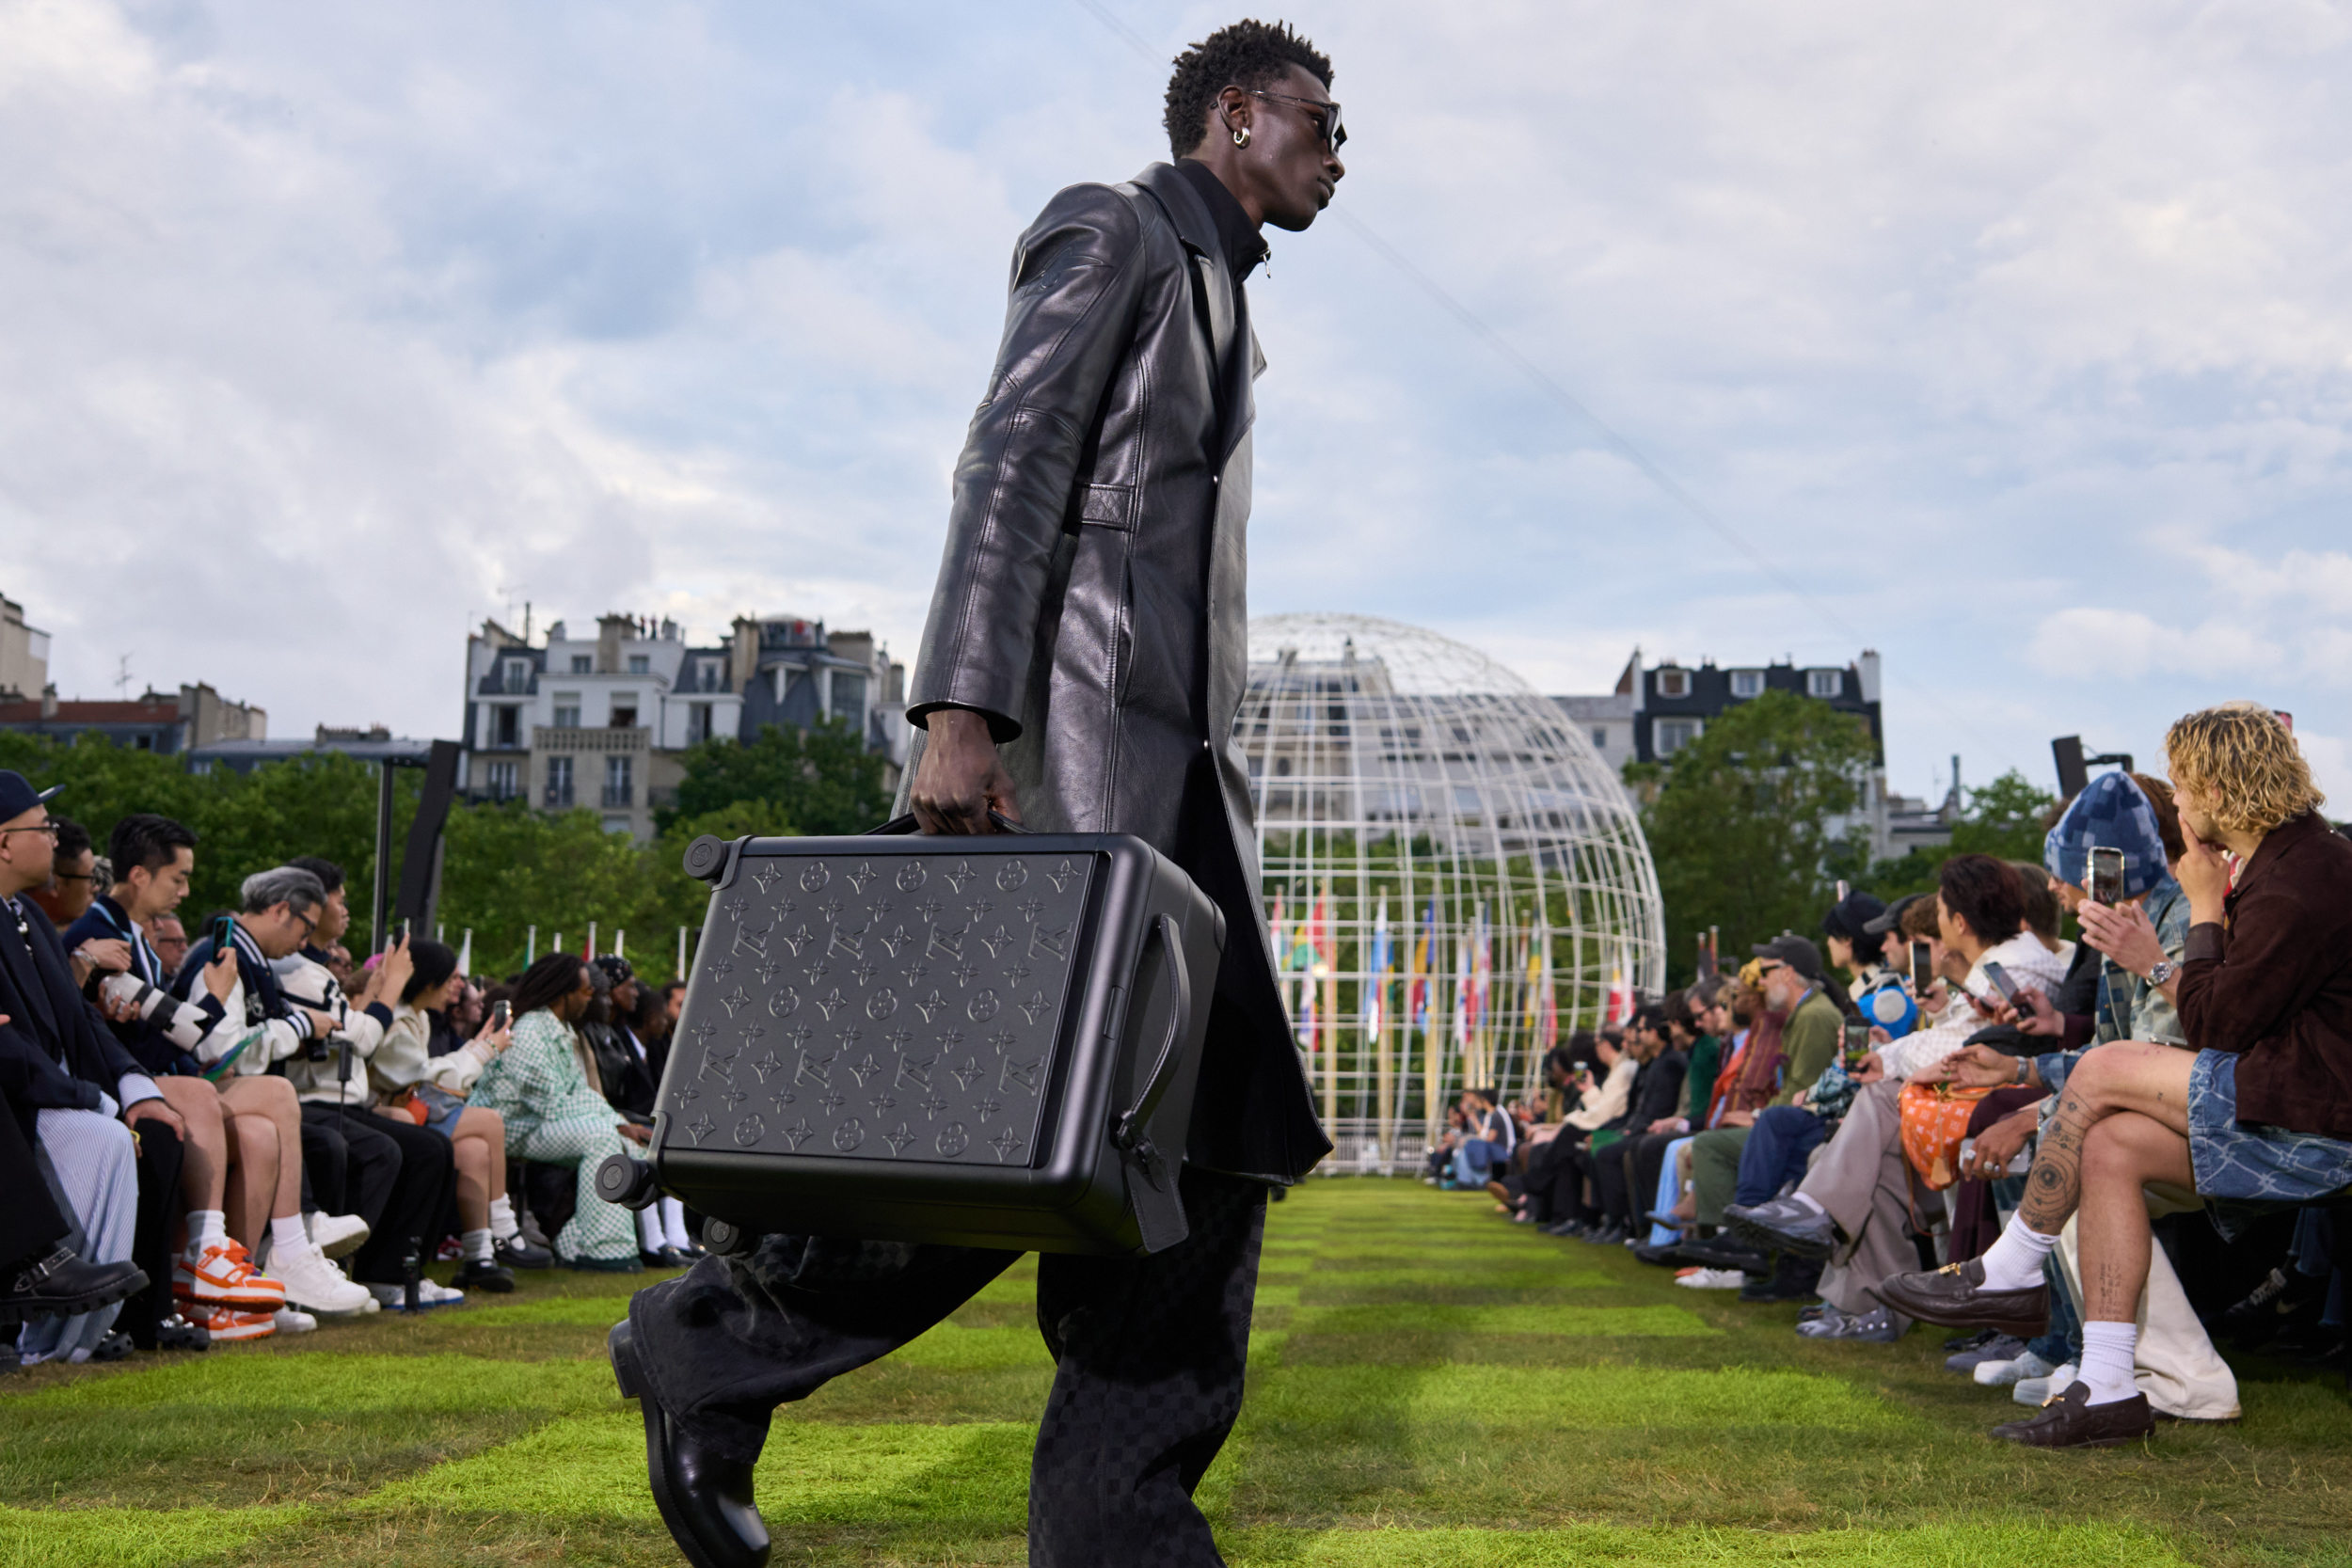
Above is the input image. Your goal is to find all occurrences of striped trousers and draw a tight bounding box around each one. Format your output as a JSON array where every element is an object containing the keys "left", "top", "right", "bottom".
[
  {"left": 19, "top": 1110, "right": 140, "bottom": 1364},
  {"left": 512, "top": 1117, "right": 637, "bottom": 1263}
]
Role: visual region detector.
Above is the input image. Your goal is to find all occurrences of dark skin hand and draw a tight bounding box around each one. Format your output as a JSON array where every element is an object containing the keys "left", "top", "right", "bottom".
[{"left": 910, "top": 708, "right": 1025, "bottom": 835}]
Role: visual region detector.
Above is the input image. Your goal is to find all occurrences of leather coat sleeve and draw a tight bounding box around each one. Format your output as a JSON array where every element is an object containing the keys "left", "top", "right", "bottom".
[{"left": 907, "top": 183, "right": 1150, "bottom": 741}]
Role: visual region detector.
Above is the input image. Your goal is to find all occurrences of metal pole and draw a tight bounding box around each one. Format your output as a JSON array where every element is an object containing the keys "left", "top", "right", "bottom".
[
  {"left": 371, "top": 759, "right": 394, "bottom": 954},
  {"left": 527, "top": 925, "right": 537, "bottom": 964},
  {"left": 676, "top": 925, "right": 687, "bottom": 982},
  {"left": 615, "top": 928, "right": 626, "bottom": 959}
]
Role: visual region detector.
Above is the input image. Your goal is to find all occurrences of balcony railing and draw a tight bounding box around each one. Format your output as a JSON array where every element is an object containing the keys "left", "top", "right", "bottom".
[
  {"left": 533, "top": 724, "right": 647, "bottom": 753},
  {"left": 601, "top": 784, "right": 633, "bottom": 807},
  {"left": 545, "top": 783, "right": 575, "bottom": 807}
]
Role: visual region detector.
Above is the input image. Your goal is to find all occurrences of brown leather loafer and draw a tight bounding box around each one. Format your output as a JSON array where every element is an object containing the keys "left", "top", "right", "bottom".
[
  {"left": 1867, "top": 1258, "right": 2050, "bottom": 1336},
  {"left": 1992, "top": 1381, "right": 2155, "bottom": 1449}
]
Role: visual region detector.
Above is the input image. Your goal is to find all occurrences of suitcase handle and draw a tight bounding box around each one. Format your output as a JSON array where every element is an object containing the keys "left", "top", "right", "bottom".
[
  {"left": 866, "top": 811, "right": 1029, "bottom": 835},
  {"left": 1111, "top": 912, "right": 1190, "bottom": 1190}
]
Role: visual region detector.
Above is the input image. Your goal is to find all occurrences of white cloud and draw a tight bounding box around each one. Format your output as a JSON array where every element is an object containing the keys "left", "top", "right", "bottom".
[{"left": 0, "top": 0, "right": 2349, "bottom": 816}]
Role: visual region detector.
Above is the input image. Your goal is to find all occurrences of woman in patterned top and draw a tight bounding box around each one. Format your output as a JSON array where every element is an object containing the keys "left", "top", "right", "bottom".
[{"left": 467, "top": 954, "right": 646, "bottom": 1271}]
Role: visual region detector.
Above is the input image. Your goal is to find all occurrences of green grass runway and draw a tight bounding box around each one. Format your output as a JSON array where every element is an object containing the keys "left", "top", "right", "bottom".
[{"left": 6, "top": 1179, "right": 2351, "bottom": 1565}]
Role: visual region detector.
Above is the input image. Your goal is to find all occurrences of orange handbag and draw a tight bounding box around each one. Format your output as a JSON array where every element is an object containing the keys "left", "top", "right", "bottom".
[{"left": 1899, "top": 1081, "right": 1994, "bottom": 1191}]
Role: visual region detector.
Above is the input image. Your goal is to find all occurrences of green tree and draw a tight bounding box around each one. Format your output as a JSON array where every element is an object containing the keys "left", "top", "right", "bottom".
[
  {"left": 1638, "top": 690, "right": 1879, "bottom": 986},
  {"left": 1835, "top": 768, "right": 2059, "bottom": 904},
  {"left": 660, "top": 719, "right": 890, "bottom": 837}
]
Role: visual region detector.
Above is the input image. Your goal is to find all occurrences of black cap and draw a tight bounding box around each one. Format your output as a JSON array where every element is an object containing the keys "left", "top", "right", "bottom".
[
  {"left": 0, "top": 770, "right": 62, "bottom": 823},
  {"left": 1861, "top": 892, "right": 1925, "bottom": 938},
  {"left": 591, "top": 954, "right": 635, "bottom": 989},
  {"left": 1749, "top": 932, "right": 1824, "bottom": 981},
  {"left": 1820, "top": 890, "right": 1887, "bottom": 942}
]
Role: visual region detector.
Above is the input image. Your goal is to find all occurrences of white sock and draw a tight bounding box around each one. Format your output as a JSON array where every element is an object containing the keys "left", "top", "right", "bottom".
[
  {"left": 462, "top": 1228, "right": 493, "bottom": 1262},
  {"left": 660, "top": 1197, "right": 691, "bottom": 1253},
  {"left": 638, "top": 1208, "right": 663, "bottom": 1251},
  {"left": 2078, "top": 1321, "right": 2140, "bottom": 1405},
  {"left": 1977, "top": 1219, "right": 2062, "bottom": 1294},
  {"left": 488, "top": 1195, "right": 520, "bottom": 1242},
  {"left": 269, "top": 1215, "right": 310, "bottom": 1256},
  {"left": 185, "top": 1210, "right": 227, "bottom": 1257},
  {"left": 1789, "top": 1192, "right": 1827, "bottom": 1219}
]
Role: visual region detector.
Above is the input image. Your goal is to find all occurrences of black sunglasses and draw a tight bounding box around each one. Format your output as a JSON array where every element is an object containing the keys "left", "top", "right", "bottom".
[{"left": 1244, "top": 88, "right": 1344, "bottom": 152}]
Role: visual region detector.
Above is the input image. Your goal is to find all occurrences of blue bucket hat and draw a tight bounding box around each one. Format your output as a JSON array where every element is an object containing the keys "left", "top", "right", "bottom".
[{"left": 2043, "top": 771, "right": 2169, "bottom": 900}]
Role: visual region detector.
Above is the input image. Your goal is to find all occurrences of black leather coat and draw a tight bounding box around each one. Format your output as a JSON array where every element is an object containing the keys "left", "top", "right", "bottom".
[{"left": 902, "top": 163, "right": 1327, "bottom": 1183}]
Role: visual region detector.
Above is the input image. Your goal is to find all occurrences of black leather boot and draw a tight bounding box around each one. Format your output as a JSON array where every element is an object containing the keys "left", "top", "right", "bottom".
[
  {"left": 611, "top": 1321, "right": 771, "bottom": 1568},
  {"left": 0, "top": 1247, "right": 148, "bottom": 1324}
]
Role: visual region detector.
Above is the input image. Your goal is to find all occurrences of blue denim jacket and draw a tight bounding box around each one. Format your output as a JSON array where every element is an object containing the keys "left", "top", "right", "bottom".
[{"left": 2036, "top": 874, "right": 2190, "bottom": 1094}]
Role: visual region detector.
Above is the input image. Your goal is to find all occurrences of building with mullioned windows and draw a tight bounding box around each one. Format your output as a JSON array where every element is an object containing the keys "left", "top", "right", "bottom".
[{"left": 456, "top": 612, "right": 907, "bottom": 842}]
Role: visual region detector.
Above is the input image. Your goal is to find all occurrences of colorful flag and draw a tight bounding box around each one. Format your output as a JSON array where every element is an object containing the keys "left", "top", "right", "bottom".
[
  {"left": 1365, "top": 901, "right": 1391, "bottom": 1038},
  {"left": 1604, "top": 942, "right": 1633, "bottom": 1025},
  {"left": 1406, "top": 898, "right": 1435, "bottom": 1027}
]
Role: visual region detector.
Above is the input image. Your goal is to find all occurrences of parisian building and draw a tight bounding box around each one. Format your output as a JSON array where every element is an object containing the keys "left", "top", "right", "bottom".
[{"left": 456, "top": 612, "right": 907, "bottom": 842}]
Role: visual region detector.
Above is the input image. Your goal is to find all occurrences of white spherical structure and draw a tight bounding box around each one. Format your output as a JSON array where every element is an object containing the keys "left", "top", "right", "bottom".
[{"left": 1237, "top": 613, "right": 1665, "bottom": 1172}]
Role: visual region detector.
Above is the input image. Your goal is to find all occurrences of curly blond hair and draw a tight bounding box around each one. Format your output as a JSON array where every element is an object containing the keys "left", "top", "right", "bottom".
[{"left": 2164, "top": 701, "right": 2325, "bottom": 836}]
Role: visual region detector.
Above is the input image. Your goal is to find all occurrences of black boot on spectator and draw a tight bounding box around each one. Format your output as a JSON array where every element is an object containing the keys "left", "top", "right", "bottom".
[
  {"left": 1740, "top": 1253, "right": 1823, "bottom": 1303},
  {"left": 1581, "top": 1220, "right": 1628, "bottom": 1247},
  {"left": 2220, "top": 1267, "right": 2328, "bottom": 1353},
  {"left": 612, "top": 1321, "right": 771, "bottom": 1568},
  {"left": 1724, "top": 1196, "right": 1837, "bottom": 1261},
  {"left": 0, "top": 1247, "right": 148, "bottom": 1324},
  {"left": 1677, "top": 1236, "right": 1771, "bottom": 1275},
  {"left": 1629, "top": 1240, "right": 1682, "bottom": 1267}
]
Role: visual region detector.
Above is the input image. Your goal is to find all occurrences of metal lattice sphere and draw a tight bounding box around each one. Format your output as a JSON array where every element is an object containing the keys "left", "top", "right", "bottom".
[{"left": 1236, "top": 613, "right": 1666, "bottom": 1172}]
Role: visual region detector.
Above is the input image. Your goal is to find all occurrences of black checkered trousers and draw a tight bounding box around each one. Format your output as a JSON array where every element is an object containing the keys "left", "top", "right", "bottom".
[{"left": 628, "top": 1164, "right": 1267, "bottom": 1566}]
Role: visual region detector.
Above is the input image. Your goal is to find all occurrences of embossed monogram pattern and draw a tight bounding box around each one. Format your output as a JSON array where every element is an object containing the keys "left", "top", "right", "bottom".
[{"left": 666, "top": 852, "right": 1095, "bottom": 1166}]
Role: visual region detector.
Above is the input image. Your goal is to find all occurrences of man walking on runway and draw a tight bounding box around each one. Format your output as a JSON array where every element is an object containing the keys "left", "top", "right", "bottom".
[{"left": 612, "top": 21, "right": 1344, "bottom": 1567}]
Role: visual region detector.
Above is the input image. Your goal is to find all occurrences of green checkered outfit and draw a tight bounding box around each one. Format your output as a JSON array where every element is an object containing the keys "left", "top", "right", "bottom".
[{"left": 468, "top": 1008, "right": 638, "bottom": 1263}]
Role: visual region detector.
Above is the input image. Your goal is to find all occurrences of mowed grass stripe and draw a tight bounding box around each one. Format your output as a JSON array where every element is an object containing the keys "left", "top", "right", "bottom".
[
  {"left": 1287, "top": 1304, "right": 1715, "bottom": 1337},
  {"left": 1250, "top": 1365, "right": 1921, "bottom": 1433},
  {"left": 8, "top": 1353, "right": 617, "bottom": 1415},
  {"left": 1220, "top": 1523, "right": 2191, "bottom": 1566},
  {"left": 0, "top": 1503, "right": 313, "bottom": 1568},
  {"left": 361, "top": 1411, "right": 1036, "bottom": 1528}
]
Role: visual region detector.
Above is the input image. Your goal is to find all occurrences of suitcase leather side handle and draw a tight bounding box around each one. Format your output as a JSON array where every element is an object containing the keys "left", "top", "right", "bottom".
[{"left": 1111, "top": 912, "right": 1190, "bottom": 1194}]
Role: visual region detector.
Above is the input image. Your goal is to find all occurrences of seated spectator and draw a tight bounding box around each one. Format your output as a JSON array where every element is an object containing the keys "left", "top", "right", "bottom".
[
  {"left": 1684, "top": 936, "right": 1843, "bottom": 1248},
  {"left": 1445, "top": 1087, "right": 1517, "bottom": 1188},
  {"left": 362, "top": 938, "right": 548, "bottom": 1287},
  {"left": 1876, "top": 703, "right": 2352, "bottom": 1448},
  {"left": 176, "top": 865, "right": 433, "bottom": 1315},
  {"left": 467, "top": 953, "right": 648, "bottom": 1271},
  {"left": 1724, "top": 863, "right": 2068, "bottom": 1340},
  {"left": 29, "top": 817, "right": 100, "bottom": 960},
  {"left": 0, "top": 774, "right": 193, "bottom": 1360},
  {"left": 147, "top": 914, "right": 188, "bottom": 983},
  {"left": 71, "top": 814, "right": 367, "bottom": 1340}
]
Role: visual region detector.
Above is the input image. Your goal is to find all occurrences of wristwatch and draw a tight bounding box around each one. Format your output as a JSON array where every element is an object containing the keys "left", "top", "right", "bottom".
[{"left": 2147, "top": 959, "right": 2178, "bottom": 987}]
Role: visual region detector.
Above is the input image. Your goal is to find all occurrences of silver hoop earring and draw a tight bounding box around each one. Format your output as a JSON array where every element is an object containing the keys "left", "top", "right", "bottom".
[{"left": 1232, "top": 126, "right": 1250, "bottom": 148}]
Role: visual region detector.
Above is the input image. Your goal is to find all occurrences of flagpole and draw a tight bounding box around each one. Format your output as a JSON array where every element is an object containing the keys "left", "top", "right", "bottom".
[
  {"left": 1317, "top": 880, "right": 1338, "bottom": 1134},
  {"left": 1372, "top": 897, "right": 1394, "bottom": 1171}
]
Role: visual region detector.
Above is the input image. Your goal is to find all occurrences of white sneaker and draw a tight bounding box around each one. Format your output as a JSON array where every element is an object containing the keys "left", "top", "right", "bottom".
[
  {"left": 308, "top": 1212, "right": 371, "bottom": 1260},
  {"left": 1674, "top": 1267, "right": 1747, "bottom": 1290},
  {"left": 2015, "top": 1361, "right": 2077, "bottom": 1406},
  {"left": 269, "top": 1239, "right": 375, "bottom": 1316},
  {"left": 1974, "top": 1350, "right": 2057, "bottom": 1387},
  {"left": 272, "top": 1307, "right": 318, "bottom": 1334}
]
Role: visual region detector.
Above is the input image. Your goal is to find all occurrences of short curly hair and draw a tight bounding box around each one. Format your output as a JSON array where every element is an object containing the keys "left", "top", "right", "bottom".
[
  {"left": 2166, "top": 700, "right": 2325, "bottom": 835},
  {"left": 1163, "top": 19, "right": 1333, "bottom": 158}
]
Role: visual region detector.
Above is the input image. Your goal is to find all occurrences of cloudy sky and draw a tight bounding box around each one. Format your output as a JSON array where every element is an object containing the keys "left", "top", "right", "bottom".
[{"left": 6, "top": 0, "right": 2348, "bottom": 807}]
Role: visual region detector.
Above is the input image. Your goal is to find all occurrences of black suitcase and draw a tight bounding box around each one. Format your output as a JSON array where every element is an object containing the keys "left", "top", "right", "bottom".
[{"left": 600, "top": 823, "right": 1225, "bottom": 1257}]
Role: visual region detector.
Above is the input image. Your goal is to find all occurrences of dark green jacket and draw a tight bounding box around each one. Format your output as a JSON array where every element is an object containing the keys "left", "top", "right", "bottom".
[{"left": 1773, "top": 989, "right": 1844, "bottom": 1108}]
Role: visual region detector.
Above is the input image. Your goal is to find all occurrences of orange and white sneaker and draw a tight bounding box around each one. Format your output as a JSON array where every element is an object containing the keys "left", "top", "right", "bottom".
[
  {"left": 173, "top": 1241, "right": 286, "bottom": 1309},
  {"left": 186, "top": 1304, "right": 278, "bottom": 1341}
]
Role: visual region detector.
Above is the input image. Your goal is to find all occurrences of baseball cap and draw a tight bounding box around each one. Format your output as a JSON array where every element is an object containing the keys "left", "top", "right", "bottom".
[
  {"left": 1820, "top": 890, "right": 1888, "bottom": 942},
  {"left": 0, "top": 769, "right": 63, "bottom": 823},
  {"left": 1750, "top": 932, "right": 1824, "bottom": 981},
  {"left": 1862, "top": 892, "right": 1925, "bottom": 938}
]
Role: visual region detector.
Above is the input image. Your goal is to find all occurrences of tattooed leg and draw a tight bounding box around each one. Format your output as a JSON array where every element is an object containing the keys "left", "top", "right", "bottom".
[
  {"left": 2014, "top": 1042, "right": 2197, "bottom": 1238},
  {"left": 2076, "top": 1111, "right": 2195, "bottom": 1323}
]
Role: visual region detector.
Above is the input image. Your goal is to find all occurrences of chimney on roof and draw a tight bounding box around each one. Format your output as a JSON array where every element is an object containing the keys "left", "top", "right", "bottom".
[{"left": 40, "top": 683, "right": 56, "bottom": 720}]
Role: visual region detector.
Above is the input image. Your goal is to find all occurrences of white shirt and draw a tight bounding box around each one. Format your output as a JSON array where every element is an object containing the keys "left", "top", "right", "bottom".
[{"left": 1881, "top": 931, "right": 2073, "bottom": 1083}]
